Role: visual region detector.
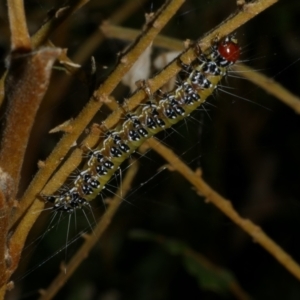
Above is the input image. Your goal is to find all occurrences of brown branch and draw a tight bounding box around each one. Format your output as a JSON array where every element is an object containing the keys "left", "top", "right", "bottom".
[
  {"left": 0, "top": 166, "right": 15, "bottom": 290},
  {"left": 0, "top": 48, "right": 61, "bottom": 194},
  {"left": 0, "top": 47, "right": 61, "bottom": 294},
  {"left": 0, "top": 0, "right": 62, "bottom": 294},
  {"left": 38, "top": 160, "right": 139, "bottom": 300},
  {"left": 12, "top": 0, "right": 185, "bottom": 228},
  {"left": 0, "top": 286, "right": 5, "bottom": 300},
  {"left": 7, "top": 0, "right": 31, "bottom": 52},
  {"left": 147, "top": 137, "right": 300, "bottom": 282},
  {"left": 6, "top": 196, "right": 44, "bottom": 283}
]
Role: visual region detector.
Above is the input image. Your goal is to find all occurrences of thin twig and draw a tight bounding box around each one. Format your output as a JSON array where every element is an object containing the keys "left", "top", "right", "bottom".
[
  {"left": 147, "top": 137, "right": 300, "bottom": 281},
  {"left": 31, "top": 0, "right": 89, "bottom": 48},
  {"left": 101, "top": 23, "right": 185, "bottom": 51}
]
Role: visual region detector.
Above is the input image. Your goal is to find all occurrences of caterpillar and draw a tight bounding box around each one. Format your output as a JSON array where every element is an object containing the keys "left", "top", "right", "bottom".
[{"left": 44, "top": 35, "right": 240, "bottom": 213}]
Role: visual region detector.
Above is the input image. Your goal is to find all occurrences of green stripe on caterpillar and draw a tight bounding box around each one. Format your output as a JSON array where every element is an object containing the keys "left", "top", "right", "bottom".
[{"left": 44, "top": 35, "right": 240, "bottom": 213}]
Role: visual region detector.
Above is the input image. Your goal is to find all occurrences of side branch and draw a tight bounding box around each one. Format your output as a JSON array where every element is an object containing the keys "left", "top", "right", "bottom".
[{"left": 147, "top": 138, "right": 300, "bottom": 282}]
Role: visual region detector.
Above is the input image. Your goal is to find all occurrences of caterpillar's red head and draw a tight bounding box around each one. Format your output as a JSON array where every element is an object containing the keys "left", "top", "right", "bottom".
[{"left": 218, "top": 35, "right": 240, "bottom": 63}]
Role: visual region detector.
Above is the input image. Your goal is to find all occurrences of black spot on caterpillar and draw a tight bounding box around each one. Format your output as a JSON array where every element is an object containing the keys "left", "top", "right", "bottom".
[{"left": 44, "top": 35, "right": 240, "bottom": 213}]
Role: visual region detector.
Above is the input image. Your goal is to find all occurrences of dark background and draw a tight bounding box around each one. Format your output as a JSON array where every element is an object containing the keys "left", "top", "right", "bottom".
[{"left": 1, "top": 0, "right": 300, "bottom": 299}]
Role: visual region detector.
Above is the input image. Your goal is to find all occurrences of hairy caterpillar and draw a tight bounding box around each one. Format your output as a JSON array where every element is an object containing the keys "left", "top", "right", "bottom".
[{"left": 44, "top": 35, "right": 240, "bottom": 213}]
